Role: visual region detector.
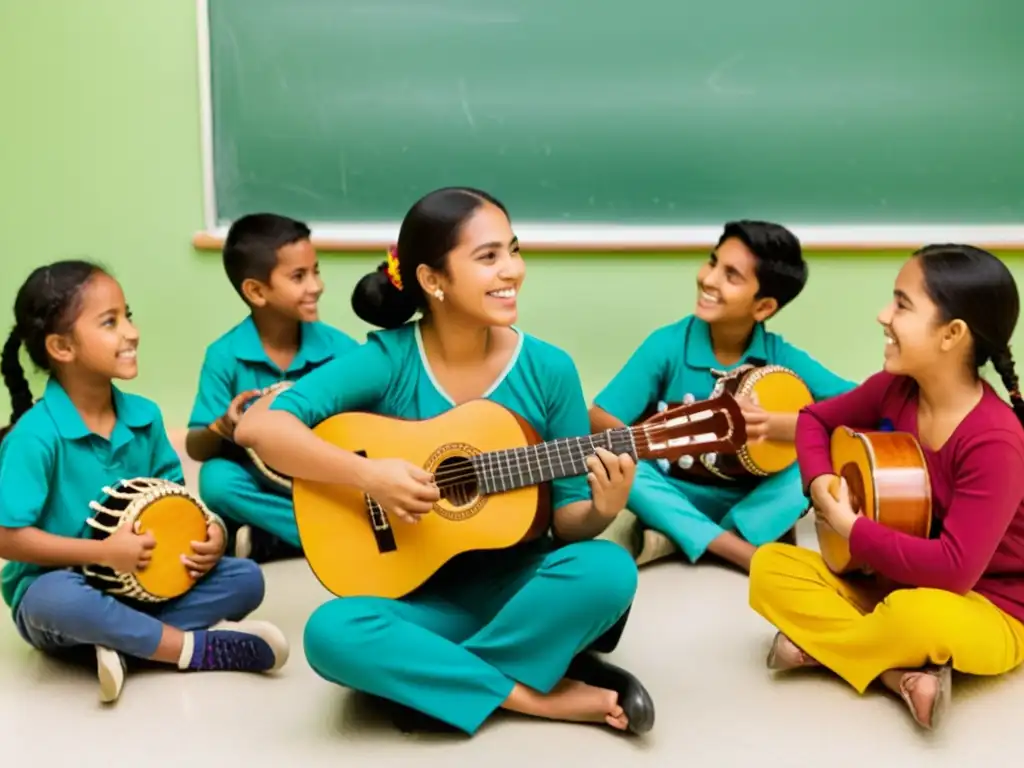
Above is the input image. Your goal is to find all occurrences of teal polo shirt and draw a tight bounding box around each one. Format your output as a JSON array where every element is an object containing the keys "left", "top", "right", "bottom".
[
  {"left": 188, "top": 316, "right": 360, "bottom": 430},
  {"left": 594, "top": 315, "right": 856, "bottom": 425},
  {"left": 0, "top": 378, "right": 186, "bottom": 613},
  {"left": 270, "top": 322, "right": 592, "bottom": 512}
]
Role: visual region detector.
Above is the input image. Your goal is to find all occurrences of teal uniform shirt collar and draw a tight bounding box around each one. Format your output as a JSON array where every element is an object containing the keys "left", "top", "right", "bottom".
[
  {"left": 683, "top": 316, "right": 768, "bottom": 371},
  {"left": 231, "top": 316, "right": 335, "bottom": 372},
  {"left": 42, "top": 377, "right": 154, "bottom": 447}
]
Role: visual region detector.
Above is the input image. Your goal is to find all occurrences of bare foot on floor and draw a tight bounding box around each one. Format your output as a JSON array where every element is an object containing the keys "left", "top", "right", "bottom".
[
  {"left": 766, "top": 632, "right": 820, "bottom": 671},
  {"left": 503, "top": 679, "right": 628, "bottom": 730}
]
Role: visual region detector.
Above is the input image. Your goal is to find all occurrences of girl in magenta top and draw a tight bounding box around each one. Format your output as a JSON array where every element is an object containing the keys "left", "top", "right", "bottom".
[{"left": 748, "top": 243, "right": 1024, "bottom": 733}]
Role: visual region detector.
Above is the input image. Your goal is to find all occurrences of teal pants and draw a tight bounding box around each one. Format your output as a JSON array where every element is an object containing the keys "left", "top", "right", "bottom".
[
  {"left": 304, "top": 538, "right": 638, "bottom": 735},
  {"left": 198, "top": 458, "right": 300, "bottom": 548},
  {"left": 628, "top": 460, "right": 806, "bottom": 562}
]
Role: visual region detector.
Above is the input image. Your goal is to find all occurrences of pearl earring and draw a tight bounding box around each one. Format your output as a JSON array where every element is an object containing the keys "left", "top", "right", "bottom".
[{"left": 433, "top": 288, "right": 445, "bottom": 302}]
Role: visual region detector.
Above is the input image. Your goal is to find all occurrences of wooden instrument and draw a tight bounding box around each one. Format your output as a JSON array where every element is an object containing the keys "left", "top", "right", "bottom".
[
  {"left": 293, "top": 393, "right": 746, "bottom": 599},
  {"left": 242, "top": 381, "right": 294, "bottom": 491},
  {"left": 81, "top": 478, "right": 218, "bottom": 603},
  {"left": 640, "top": 364, "right": 812, "bottom": 485},
  {"left": 816, "top": 427, "right": 932, "bottom": 575}
]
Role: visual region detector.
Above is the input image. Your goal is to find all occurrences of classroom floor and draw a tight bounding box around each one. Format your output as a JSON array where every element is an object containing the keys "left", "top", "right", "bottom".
[{"left": 1, "top": 439, "right": 1020, "bottom": 766}]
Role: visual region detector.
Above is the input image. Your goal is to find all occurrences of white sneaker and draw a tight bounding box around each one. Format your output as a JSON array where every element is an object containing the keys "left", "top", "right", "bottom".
[
  {"left": 234, "top": 525, "right": 253, "bottom": 559},
  {"left": 96, "top": 646, "right": 126, "bottom": 703}
]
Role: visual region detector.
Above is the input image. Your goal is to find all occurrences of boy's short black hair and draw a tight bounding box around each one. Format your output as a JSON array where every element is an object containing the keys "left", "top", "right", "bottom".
[
  {"left": 718, "top": 220, "right": 807, "bottom": 313},
  {"left": 222, "top": 213, "right": 312, "bottom": 300}
]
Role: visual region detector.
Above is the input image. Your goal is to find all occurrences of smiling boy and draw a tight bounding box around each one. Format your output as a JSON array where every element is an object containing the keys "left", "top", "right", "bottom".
[
  {"left": 185, "top": 213, "right": 359, "bottom": 563},
  {"left": 589, "top": 220, "right": 856, "bottom": 572}
]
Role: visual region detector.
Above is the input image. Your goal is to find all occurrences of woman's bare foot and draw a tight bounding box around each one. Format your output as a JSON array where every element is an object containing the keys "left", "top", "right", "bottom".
[
  {"left": 880, "top": 666, "right": 951, "bottom": 730},
  {"left": 502, "top": 678, "right": 629, "bottom": 730},
  {"left": 766, "top": 632, "right": 820, "bottom": 671}
]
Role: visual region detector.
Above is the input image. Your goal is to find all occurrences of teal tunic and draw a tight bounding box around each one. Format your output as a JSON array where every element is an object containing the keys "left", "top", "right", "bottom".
[
  {"left": 271, "top": 322, "right": 637, "bottom": 734},
  {"left": 188, "top": 316, "right": 359, "bottom": 547},
  {"left": 594, "top": 315, "right": 856, "bottom": 561},
  {"left": 0, "top": 379, "right": 193, "bottom": 613}
]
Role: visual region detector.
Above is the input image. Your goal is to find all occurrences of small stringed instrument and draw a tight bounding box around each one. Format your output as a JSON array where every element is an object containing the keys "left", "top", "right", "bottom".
[
  {"left": 293, "top": 393, "right": 746, "bottom": 598},
  {"left": 638, "top": 363, "right": 812, "bottom": 485},
  {"left": 239, "top": 382, "right": 296, "bottom": 491},
  {"left": 816, "top": 426, "right": 932, "bottom": 575}
]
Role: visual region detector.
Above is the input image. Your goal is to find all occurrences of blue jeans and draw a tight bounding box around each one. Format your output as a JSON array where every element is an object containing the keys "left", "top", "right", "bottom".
[{"left": 14, "top": 557, "right": 265, "bottom": 659}]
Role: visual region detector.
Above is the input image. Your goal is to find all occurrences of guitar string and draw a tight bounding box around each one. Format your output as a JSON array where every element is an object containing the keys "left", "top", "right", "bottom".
[
  {"left": 422, "top": 423, "right": 731, "bottom": 487},
  {"left": 425, "top": 420, "right": 729, "bottom": 484}
]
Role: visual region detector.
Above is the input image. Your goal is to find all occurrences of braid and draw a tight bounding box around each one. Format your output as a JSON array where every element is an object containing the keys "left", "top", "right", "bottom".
[
  {"left": 0, "top": 327, "right": 34, "bottom": 442},
  {"left": 991, "top": 347, "right": 1024, "bottom": 427}
]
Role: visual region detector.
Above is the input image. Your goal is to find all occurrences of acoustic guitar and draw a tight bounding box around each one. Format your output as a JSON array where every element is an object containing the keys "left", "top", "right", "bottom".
[
  {"left": 816, "top": 426, "right": 932, "bottom": 575},
  {"left": 293, "top": 393, "right": 746, "bottom": 598}
]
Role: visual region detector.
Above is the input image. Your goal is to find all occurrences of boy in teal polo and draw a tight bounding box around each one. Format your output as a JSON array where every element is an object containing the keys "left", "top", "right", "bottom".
[
  {"left": 589, "top": 220, "right": 855, "bottom": 572},
  {"left": 186, "top": 213, "right": 359, "bottom": 563}
]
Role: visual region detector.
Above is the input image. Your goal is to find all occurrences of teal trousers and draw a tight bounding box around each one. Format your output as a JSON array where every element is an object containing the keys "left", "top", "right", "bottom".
[
  {"left": 628, "top": 460, "right": 806, "bottom": 562},
  {"left": 198, "top": 457, "right": 300, "bottom": 548},
  {"left": 304, "top": 538, "right": 638, "bottom": 734}
]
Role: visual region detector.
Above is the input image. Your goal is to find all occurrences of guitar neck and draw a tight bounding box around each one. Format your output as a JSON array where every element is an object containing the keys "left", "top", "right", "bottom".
[{"left": 471, "top": 426, "right": 638, "bottom": 495}]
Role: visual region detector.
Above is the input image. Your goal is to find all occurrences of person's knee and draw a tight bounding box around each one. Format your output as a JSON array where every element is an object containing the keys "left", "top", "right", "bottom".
[
  {"left": 303, "top": 598, "right": 384, "bottom": 682},
  {"left": 748, "top": 542, "right": 800, "bottom": 614},
  {"left": 19, "top": 570, "right": 92, "bottom": 628},
  {"left": 879, "top": 588, "right": 961, "bottom": 639},
  {"left": 559, "top": 539, "right": 639, "bottom": 617},
  {"left": 198, "top": 459, "right": 247, "bottom": 511},
  {"left": 215, "top": 557, "right": 266, "bottom": 615}
]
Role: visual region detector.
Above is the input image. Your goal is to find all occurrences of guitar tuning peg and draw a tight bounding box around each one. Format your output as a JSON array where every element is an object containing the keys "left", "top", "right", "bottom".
[
  {"left": 676, "top": 455, "right": 694, "bottom": 469},
  {"left": 682, "top": 393, "right": 696, "bottom": 404},
  {"left": 704, "top": 452, "right": 718, "bottom": 467}
]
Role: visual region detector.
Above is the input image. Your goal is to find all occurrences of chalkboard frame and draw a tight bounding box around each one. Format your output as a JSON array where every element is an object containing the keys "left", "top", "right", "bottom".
[{"left": 192, "top": 0, "right": 1024, "bottom": 253}]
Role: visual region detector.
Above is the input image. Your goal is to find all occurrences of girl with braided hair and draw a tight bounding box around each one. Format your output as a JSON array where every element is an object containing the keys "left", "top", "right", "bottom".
[
  {"left": 750, "top": 244, "right": 1024, "bottom": 732},
  {"left": 0, "top": 261, "right": 288, "bottom": 704}
]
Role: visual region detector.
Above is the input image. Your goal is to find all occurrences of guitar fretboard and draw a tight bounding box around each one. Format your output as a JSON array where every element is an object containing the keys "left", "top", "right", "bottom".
[{"left": 470, "top": 427, "right": 637, "bottom": 495}]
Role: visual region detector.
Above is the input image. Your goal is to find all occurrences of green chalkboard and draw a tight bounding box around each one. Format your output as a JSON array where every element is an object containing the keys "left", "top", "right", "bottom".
[{"left": 206, "top": 0, "right": 1024, "bottom": 226}]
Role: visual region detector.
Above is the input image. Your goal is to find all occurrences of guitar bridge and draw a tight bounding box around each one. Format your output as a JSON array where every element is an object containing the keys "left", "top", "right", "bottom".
[
  {"left": 365, "top": 495, "right": 397, "bottom": 553},
  {"left": 354, "top": 450, "right": 397, "bottom": 554}
]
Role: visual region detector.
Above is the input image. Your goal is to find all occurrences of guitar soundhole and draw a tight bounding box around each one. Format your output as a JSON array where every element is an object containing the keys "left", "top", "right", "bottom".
[{"left": 436, "top": 455, "right": 479, "bottom": 508}]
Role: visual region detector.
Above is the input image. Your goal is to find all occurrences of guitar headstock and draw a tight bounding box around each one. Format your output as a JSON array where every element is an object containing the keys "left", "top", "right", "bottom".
[{"left": 632, "top": 392, "right": 747, "bottom": 463}]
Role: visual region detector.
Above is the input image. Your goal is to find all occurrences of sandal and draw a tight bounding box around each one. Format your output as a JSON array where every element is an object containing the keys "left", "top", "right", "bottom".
[{"left": 898, "top": 665, "right": 952, "bottom": 730}]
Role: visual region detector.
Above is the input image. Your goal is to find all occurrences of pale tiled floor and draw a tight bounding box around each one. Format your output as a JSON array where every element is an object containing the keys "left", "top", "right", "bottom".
[{"left": 1, "top": 435, "right": 1020, "bottom": 766}]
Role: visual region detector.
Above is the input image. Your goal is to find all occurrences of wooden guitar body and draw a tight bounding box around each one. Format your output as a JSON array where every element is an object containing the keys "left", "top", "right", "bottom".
[
  {"left": 294, "top": 400, "right": 546, "bottom": 599},
  {"left": 293, "top": 394, "right": 746, "bottom": 599},
  {"left": 816, "top": 427, "right": 932, "bottom": 575}
]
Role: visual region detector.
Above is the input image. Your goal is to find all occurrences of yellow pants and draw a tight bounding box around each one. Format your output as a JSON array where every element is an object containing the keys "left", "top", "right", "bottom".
[{"left": 749, "top": 543, "right": 1024, "bottom": 692}]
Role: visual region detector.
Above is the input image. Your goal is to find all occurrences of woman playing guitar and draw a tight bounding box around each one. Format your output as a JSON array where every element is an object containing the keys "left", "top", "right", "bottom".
[
  {"left": 749, "top": 244, "right": 1024, "bottom": 731},
  {"left": 235, "top": 187, "right": 654, "bottom": 736}
]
